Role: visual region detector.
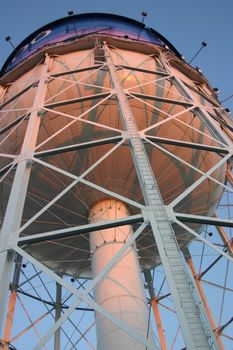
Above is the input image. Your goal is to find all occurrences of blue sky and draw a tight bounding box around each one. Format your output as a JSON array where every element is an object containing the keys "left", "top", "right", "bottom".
[{"left": 0, "top": 0, "right": 233, "bottom": 111}]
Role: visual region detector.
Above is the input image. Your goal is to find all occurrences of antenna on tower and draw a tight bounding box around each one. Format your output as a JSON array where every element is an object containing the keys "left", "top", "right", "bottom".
[
  {"left": 221, "top": 93, "right": 233, "bottom": 103},
  {"left": 5, "top": 36, "right": 16, "bottom": 50},
  {"left": 137, "top": 11, "right": 148, "bottom": 40},
  {"left": 188, "top": 41, "right": 207, "bottom": 64},
  {"left": 213, "top": 87, "right": 220, "bottom": 95}
]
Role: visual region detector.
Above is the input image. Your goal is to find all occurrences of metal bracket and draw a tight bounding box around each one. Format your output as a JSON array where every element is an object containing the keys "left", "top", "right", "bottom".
[
  {"left": 165, "top": 206, "right": 176, "bottom": 223},
  {"left": 0, "top": 235, "right": 10, "bottom": 253}
]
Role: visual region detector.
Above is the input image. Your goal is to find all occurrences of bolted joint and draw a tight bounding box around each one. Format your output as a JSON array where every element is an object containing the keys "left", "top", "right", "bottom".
[
  {"left": 165, "top": 206, "right": 176, "bottom": 223},
  {"left": 141, "top": 206, "right": 150, "bottom": 223},
  {"left": 0, "top": 339, "right": 8, "bottom": 349},
  {"left": 26, "top": 159, "right": 33, "bottom": 168}
]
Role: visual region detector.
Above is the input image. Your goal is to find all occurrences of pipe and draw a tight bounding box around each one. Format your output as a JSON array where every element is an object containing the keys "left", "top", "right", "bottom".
[{"left": 89, "top": 199, "right": 154, "bottom": 350}]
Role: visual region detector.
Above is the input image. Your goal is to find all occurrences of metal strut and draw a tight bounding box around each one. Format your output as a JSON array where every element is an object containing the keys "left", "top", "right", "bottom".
[
  {"left": 0, "top": 255, "right": 22, "bottom": 350},
  {"left": 103, "top": 42, "right": 216, "bottom": 350},
  {"left": 184, "top": 248, "right": 224, "bottom": 349},
  {"left": 0, "top": 55, "right": 50, "bottom": 336},
  {"left": 144, "top": 270, "right": 168, "bottom": 350}
]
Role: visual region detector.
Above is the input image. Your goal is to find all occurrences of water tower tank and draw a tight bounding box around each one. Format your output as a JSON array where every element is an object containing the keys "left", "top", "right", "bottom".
[{"left": 0, "top": 13, "right": 231, "bottom": 350}]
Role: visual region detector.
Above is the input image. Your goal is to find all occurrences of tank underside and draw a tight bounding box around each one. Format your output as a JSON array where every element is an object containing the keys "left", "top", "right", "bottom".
[{"left": 0, "top": 34, "right": 227, "bottom": 277}]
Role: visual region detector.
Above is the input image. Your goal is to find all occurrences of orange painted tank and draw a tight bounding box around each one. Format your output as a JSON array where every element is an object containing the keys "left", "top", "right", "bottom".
[{"left": 0, "top": 14, "right": 227, "bottom": 276}]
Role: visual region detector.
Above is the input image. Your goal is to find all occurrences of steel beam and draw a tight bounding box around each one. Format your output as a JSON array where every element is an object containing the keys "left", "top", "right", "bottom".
[
  {"left": 0, "top": 87, "right": 7, "bottom": 102},
  {"left": 46, "top": 63, "right": 109, "bottom": 105},
  {"left": 127, "top": 75, "right": 171, "bottom": 92},
  {"left": 45, "top": 91, "right": 111, "bottom": 109},
  {"left": 117, "top": 64, "right": 169, "bottom": 77},
  {"left": 128, "top": 91, "right": 193, "bottom": 107},
  {"left": 168, "top": 153, "right": 232, "bottom": 209},
  {"left": 0, "top": 55, "right": 50, "bottom": 334},
  {"left": 49, "top": 64, "right": 103, "bottom": 78},
  {"left": 145, "top": 135, "right": 229, "bottom": 154},
  {"left": 18, "top": 214, "right": 144, "bottom": 245},
  {"left": 184, "top": 248, "right": 224, "bottom": 349},
  {"left": 35, "top": 92, "right": 114, "bottom": 152},
  {"left": 1, "top": 255, "right": 22, "bottom": 350},
  {"left": 104, "top": 43, "right": 215, "bottom": 349},
  {"left": 0, "top": 113, "right": 28, "bottom": 136},
  {"left": 151, "top": 299, "right": 168, "bottom": 350},
  {"left": 13, "top": 224, "right": 160, "bottom": 350},
  {"left": 144, "top": 270, "right": 168, "bottom": 350},
  {"left": 0, "top": 163, "right": 14, "bottom": 177},
  {"left": 214, "top": 215, "right": 233, "bottom": 256},
  {"left": 54, "top": 281, "right": 62, "bottom": 350},
  {"left": 34, "top": 135, "right": 123, "bottom": 158},
  {"left": 174, "top": 212, "right": 233, "bottom": 228},
  {"left": 168, "top": 69, "right": 231, "bottom": 147},
  {"left": 226, "top": 168, "right": 233, "bottom": 186},
  {"left": 175, "top": 219, "right": 233, "bottom": 263},
  {"left": 0, "top": 81, "right": 38, "bottom": 110}
]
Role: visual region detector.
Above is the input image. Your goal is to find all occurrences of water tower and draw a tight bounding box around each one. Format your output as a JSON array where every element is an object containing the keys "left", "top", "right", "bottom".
[{"left": 0, "top": 13, "right": 232, "bottom": 350}]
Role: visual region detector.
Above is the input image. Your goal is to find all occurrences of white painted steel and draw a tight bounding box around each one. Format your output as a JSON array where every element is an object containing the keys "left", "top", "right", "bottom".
[
  {"left": 54, "top": 281, "right": 62, "bottom": 350},
  {"left": 0, "top": 55, "right": 50, "bottom": 333},
  {"left": 13, "top": 224, "right": 159, "bottom": 350},
  {"left": 104, "top": 44, "right": 213, "bottom": 349},
  {"left": 89, "top": 199, "right": 154, "bottom": 350}
]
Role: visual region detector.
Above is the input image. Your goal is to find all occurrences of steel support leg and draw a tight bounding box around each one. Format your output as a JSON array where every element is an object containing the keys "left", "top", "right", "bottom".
[
  {"left": 213, "top": 214, "right": 233, "bottom": 256},
  {"left": 104, "top": 43, "right": 214, "bottom": 349},
  {"left": 184, "top": 248, "right": 224, "bottom": 349},
  {"left": 144, "top": 270, "right": 168, "bottom": 350},
  {"left": 54, "top": 281, "right": 62, "bottom": 350},
  {"left": 151, "top": 298, "right": 168, "bottom": 350},
  {"left": 0, "top": 86, "right": 7, "bottom": 102},
  {"left": 0, "top": 55, "right": 50, "bottom": 335},
  {"left": 1, "top": 255, "right": 22, "bottom": 350},
  {"left": 226, "top": 167, "right": 233, "bottom": 187}
]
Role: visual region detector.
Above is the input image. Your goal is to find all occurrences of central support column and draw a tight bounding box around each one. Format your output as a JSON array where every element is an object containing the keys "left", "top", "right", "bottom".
[{"left": 89, "top": 199, "right": 154, "bottom": 350}]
